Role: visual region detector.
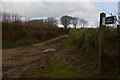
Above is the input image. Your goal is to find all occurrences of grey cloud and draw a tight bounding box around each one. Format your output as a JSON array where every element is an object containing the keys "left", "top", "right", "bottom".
[{"left": 2, "top": 2, "right": 99, "bottom": 19}]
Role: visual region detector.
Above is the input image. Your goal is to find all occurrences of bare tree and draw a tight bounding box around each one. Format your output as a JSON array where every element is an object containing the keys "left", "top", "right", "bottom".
[
  {"left": 28, "top": 19, "right": 44, "bottom": 25},
  {"left": 2, "top": 12, "right": 11, "bottom": 23},
  {"left": 79, "top": 18, "right": 88, "bottom": 28},
  {"left": 44, "top": 17, "right": 58, "bottom": 26},
  {"left": 2, "top": 12, "right": 22, "bottom": 23},
  {"left": 71, "top": 17, "right": 79, "bottom": 29},
  {"left": 12, "top": 13, "right": 22, "bottom": 22},
  {"left": 60, "top": 15, "right": 72, "bottom": 28}
]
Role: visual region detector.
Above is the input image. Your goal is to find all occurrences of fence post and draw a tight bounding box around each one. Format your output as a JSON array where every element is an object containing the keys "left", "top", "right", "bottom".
[{"left": 99, "top": 12, "right": 106, "bottom": 73}]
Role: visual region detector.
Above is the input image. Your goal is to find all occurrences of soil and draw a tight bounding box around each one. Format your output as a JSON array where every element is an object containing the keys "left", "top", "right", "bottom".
[{"left": 2, "top": 35, "right": 68, "bottom": 78}]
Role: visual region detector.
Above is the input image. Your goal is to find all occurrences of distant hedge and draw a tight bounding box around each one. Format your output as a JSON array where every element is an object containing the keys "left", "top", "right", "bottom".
[{"left": 2, "top": 22, "right": 70, "bottom": 48}]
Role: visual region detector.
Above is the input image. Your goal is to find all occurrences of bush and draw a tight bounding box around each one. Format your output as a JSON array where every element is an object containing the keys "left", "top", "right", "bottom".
[
  {"left": 65, "top": 27, "right": 119, "bottom": 60},
  {"left": 2, "top": 22, "right": 69, "bottom": 48}
]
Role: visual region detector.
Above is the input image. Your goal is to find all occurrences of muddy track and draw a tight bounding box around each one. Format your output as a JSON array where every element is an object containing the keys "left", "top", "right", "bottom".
[{"left": 3, "top": 35, "right": 68, "bottom": 78}]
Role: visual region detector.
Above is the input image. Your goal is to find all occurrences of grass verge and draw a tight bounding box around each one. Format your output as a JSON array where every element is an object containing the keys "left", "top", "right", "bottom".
[{"left": 40, "top": 56, "right": 78, "bottom": 78}]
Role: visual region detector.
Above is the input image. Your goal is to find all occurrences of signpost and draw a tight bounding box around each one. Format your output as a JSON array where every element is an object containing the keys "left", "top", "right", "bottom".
[
  {"left": 99, "top": 13, "right": 106, "bottom": 73},
  {"left": 99, "top": 13, "right": 118, "bottom": 74},
  {"left": 105, "top": 16, "right": 117, "bottom": 24}
]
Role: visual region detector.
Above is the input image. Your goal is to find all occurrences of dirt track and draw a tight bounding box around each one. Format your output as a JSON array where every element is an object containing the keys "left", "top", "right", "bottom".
[{"left": 3, "top": 35, "right": 68, "bottom": 78}]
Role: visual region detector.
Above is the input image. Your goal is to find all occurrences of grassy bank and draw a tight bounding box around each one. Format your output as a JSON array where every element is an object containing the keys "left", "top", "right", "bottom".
[
  {"left": 65, "top": 27, "right": 119, "bottom": 60},
  {"left": 39, "top": 27, "right": 120, "bottom": 78},
  {"left": 40, "top": 56, "right": 78, "bottom": 78},
  {"left": 64, "top": 28, "right": 99, "bottom": 62},
  {"left": 63, "top": 27, "right": 120, "bottom": 77},
  {"left": 2, "top": 22, "right": 69, "bottom": 49}
]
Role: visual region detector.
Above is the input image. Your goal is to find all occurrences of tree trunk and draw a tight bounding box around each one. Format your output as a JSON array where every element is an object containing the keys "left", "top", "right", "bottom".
[{"left": 64, "top": 25, "right": 67, "bottom": 28}]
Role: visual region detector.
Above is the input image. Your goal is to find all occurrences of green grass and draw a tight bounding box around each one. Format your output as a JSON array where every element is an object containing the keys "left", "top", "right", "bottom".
[
  {"left": 62, "top": 27, "right": 120, "bottom": 78},
  {"left": 65, "top": 27, "right": 119, "bottom": 61},
  {"left": 40, "top": 56, "right": 78, "bottom": 78},
  {"left": 21, "top": 27, "right": 120, "bottom": 78},
  {"left": 64, "top": 28, "right": 99, "bottom": 61},
  {"left": 2, "top": 37, "right": 54, "bottom": 49}
]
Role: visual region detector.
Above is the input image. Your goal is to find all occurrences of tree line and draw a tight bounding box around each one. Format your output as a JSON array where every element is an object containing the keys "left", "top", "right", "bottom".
[
  {"left": 1, "top": 12, "right": 88, "bottom": 28},
  {"left": 1, "top": 12, "right": 22, "bottom": 23},
  {"left": 60, "top": 15, "right": 88, "bottom": 28}
]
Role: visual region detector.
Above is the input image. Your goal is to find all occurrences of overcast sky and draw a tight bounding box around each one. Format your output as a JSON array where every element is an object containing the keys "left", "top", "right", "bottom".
[
  {"left": 1, "top": 2, "right": 99, "bottom": 18},
  {"left": 0, "top": 0, "right": 120, "bottom": 27}
]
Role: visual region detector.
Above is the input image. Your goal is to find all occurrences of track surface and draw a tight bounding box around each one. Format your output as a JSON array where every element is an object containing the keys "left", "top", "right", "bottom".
[{"left": 3, "top": 35, "right": 68, "bottom": 78}]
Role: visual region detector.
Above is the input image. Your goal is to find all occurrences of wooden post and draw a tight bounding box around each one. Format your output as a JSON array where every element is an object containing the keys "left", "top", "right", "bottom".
[
  {"left": 117, "top": 25, "right": 120, "bottom": 74},
  {"left": 99, "top": 13, "right": 106, "bottom": 73}
]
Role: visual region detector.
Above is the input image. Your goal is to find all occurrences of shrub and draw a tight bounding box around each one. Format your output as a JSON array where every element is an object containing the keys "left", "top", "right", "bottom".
[
  {"left": 2, "top": 22, "right": 69, "bottom": 48},
  {"left": 65, "top": 27, "right": 119, "bottom": 60}
]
